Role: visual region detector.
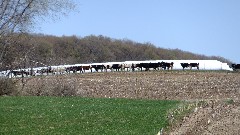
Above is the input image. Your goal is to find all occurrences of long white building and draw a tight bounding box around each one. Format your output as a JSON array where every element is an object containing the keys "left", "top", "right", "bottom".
[
  {"left": 125, "top": 60, "right": 232, "bottom": 71},
  {"left": 1, "top": 59, "right": 233, "bottom": 78}
]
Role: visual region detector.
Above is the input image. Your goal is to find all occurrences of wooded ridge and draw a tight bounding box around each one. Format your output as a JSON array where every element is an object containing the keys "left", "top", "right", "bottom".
[{"left": 0, "top": 34, "right": 231, "bottom": 70}]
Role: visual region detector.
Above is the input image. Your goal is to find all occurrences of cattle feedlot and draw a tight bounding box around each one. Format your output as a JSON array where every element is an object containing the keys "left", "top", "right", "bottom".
[{"left": 4, "top": 70, "right": 238, "bottom": 134}]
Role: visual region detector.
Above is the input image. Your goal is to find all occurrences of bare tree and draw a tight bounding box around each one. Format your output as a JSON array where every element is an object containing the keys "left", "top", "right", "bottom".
[
  {"left": 0, "top": 0, "right": 76, "bottom": 35},
  {"left": 0, "top": 0, "right": 77, "bottom": 69}
]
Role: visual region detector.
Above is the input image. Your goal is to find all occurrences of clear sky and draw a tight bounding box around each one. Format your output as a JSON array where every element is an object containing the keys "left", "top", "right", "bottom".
[{"left": 35, "top": 0, "right": 240, "bottom": 63}]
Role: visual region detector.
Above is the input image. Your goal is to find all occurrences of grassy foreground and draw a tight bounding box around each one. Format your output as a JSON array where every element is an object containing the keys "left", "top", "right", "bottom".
[{"left": 0, "top": 96, "right": 179, "bottom": 135}]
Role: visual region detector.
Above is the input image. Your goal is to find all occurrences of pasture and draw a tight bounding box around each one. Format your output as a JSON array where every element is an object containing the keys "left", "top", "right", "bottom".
[{"left": 0, "top": 96, "right": 180, "bottom": 135}]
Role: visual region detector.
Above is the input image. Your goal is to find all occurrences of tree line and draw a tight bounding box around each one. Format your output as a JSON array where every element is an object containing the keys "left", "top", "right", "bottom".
[
  {"left": 0, "top": 34, "right": 231, "bottom": 71},
  {"left": 0, "top": 0, "right": 231, "bottom": 71}
]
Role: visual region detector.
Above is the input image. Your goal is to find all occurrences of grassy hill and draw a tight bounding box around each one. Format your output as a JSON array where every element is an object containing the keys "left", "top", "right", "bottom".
[{"left": 0, "top": 96, "right": 180, "bottom": 135}]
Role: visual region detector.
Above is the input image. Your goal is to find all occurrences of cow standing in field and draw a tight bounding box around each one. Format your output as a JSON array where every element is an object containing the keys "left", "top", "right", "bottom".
[
  {"left": 102, "top": 64, "right": 112, "bottom": 72},
  {"left": 66, "top": 66, "right": 81, "bottom": 73},
  {"left": 134, "top": 63, "right": 143, "bottom": 71},
  {"left": 190, "top": 63, "right": 199, "bottom": 70},
  {"left": 91, "top": 65, "right": 105, "bottom": 72},
  {"left": 149, "top": 62, "right": 162, "bottom": 70},
  {"left": 136, "top": 63, "right": 144, "bottom": 71},
  {"left": 181, "top": 63, "right": 190, "bottom": 70},
  {"left": 181, "top": 63, "right": 199, "bottom": 70},
  {"left": 66, "top": 65, "right": 91, "bottom": 73},
  {"left": 137, "top": 63, "right": 152, "bottom": 71},
  {"left": 111, "top": 64, "right": 122, "bottom": 71},
  {"left": 131, "top": 63, "right": 139, "bottom": 71},
  {"left": 81, "top": 65, "right": 91, "bottom": 72},
  {"left": 136, "top": 62, "right": 173, "bottom": 71},
  {"left": 160, "top": 62, "right": 174, "bottom": 70},
  {"left": 66, "top": 66, "right": 74, "bottom": 73},
  {"left": 232, "top": 64, "right": 240, "bottom": 71}
]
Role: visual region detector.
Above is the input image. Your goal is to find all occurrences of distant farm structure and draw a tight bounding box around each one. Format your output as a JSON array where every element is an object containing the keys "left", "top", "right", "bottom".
[{"left": 0, "top": 60, "right": 233, "bottom": 78}]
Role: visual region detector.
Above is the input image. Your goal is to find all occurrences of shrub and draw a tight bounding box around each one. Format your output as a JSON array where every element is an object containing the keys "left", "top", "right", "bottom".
[{"left": 0, "top": 78, "right": 17, "bottom": 96}]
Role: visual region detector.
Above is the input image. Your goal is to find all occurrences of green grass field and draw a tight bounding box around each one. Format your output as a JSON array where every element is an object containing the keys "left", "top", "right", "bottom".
[{"left": 0, "top": 96, "right": 180, "bottom": 135}]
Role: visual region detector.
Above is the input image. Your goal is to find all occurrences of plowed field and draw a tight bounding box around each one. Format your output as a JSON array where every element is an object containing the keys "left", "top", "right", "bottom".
[{"left": 20, "top": 71, "right": 240, "bottom": 134}]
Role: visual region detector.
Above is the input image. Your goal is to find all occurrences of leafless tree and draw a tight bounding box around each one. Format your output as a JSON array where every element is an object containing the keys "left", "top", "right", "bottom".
[
  {"left": 0, "top": 0, "right": 76, "bottom": 36},
  {"left": 0, "top": 0, "right": 77, "bottom": 69}
]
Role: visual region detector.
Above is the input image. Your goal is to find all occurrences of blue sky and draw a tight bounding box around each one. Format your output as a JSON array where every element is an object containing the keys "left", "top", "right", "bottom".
[{"left": 35, "top": 0, "right": 240, "bottom": 63}]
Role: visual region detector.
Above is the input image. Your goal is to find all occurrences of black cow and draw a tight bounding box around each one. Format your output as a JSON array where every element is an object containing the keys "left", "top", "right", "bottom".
[
  {"left": 180, "top": 63, "right": 190, "bottom": 70},
  {"left": 91, "top": 65, "right": 105, "bottom": 72},
  {"left": 180, "top": 63, "right": 199, "bottom": 70},
  {"left": 189, "top": 63, "right": 199, "bottom": 70},
  {"left": 160, "top": 62, "right": 174, "bottom": 70},
  {"left": 111, "top": 64, "right": 122, "bottom": 71},
  {"left": 138, "top": 63, "right": 150, "bottom": 71},
  {"left": 232, "top": 64, "right": 240, "bottom": 71},
  {"left": 137, "top": 62, "right": 173, "bottom": 71},
  {"left": 66, "top": 66, "right": 82, "bottom": 73},
  {"left": 137, "top": 63, "right": 155, "bottom": 71},
  {"left": 134, "top": 63, "right": 142, "bottom": 71},
  {"left": 149, "top": 63, "right": 161, "bottom": 70}
]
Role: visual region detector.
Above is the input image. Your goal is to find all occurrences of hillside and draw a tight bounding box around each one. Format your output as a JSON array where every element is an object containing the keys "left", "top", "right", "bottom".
[
  {"left": 0, "top": 34, "right": 231, "bottom": 70},
  {"left": 9, "top": 71, "right": 240, "bottom": 134}
]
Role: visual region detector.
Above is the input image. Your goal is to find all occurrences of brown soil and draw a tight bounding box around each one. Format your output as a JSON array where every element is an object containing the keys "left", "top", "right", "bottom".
[{"left": 19, "top": 71, "right": 240, "bottom": 134}]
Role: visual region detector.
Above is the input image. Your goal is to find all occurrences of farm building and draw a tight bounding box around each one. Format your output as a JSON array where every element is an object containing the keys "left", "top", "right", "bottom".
[
  {"left": 159, "top": 60, "right": 232, "bottom": 70},
  {"left": 1, "top": 59, "right": 233, "bottom": 78}
]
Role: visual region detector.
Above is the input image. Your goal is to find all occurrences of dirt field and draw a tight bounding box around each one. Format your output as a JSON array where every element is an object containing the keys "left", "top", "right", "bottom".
[{"left": 20, "top": 71, "right": 240, "bottom": 134}]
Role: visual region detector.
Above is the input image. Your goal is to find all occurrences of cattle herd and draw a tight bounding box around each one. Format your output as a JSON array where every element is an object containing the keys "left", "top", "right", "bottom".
[
  {"left": 232, "top": 64, "right": 240, "bottom": 71},
  {"left": 1, "top": 60, "right": 240, "bottom": 78}
]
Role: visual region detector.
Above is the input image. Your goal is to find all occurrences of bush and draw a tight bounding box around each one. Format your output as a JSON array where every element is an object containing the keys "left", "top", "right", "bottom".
[{"left": 0, "top": 78, "right": 17, "bottom": 96}]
